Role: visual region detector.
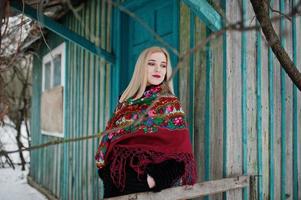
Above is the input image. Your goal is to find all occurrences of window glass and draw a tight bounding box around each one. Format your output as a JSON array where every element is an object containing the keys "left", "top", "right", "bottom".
[
  {"left": 53, "top": 54, "right": 62, "bottom": 87},
  {"left": 44, "top": 61, "right": 51, "bottom": 90}
]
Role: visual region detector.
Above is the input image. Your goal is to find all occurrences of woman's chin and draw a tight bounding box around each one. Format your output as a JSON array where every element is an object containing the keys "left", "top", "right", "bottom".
[{"left": 147, "top": 80, "right": 163, "bottom": 86}]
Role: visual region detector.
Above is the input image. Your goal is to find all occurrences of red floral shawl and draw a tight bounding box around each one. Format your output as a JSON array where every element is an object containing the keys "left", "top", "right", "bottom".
[{"left": 95, "top": 83, "right": 197, "bottom": 189}]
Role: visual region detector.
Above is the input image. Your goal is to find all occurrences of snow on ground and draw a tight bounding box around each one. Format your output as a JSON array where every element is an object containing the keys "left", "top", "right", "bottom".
[
  {"left": 0, "top": 116, "right": 46, "bottom": 200},
  {"left": 0, "top": 166, "right": 47, "bottom": 200}
]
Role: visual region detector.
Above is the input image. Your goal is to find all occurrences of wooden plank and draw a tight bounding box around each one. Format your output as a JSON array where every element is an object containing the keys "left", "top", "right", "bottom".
[
  {"left": 70, "top": 16, "right": 77, "bottom": 199},
  {"left": 68, "top": 17, "right": 76, "bottom": 199},
  {"left": 90, "top": 16, "right": 96, "bottom": 200},
  {"left": 225, "top": 0, "right": 243, "bottom": 199},
  {"left": 280, "top": 1, "right": 287, "bottom": 199},
  {"left": 87, "top": 1, "right": 96, "bottom": 199},
  {"left": 62, "top": 16, "right": 70, "bottom": 199},
  {"left": 284, "top": 69, "right": 293, "bottom": 194},
  {"left": 99, "top": 3, "right": 107, "bottom": 198},
  {"left": 204, "top": 29, "right": 212, "bottom": 188},
  {"left": 53, "top": 143, "right": 57, "bottom": 194},
  {"left": 189, "top": 11, "right": 195, "bottom": 148},
  {"left": 69, "top": 16, "right": 74, "bottom": 200},
  {"left": 267, "top": 13, "right": 275, "bottom": 200},
  {"left": 295, "top": 7, "right": 301, "bottom": 200},
  {"left": 256, "top": 21, "right": 263, "bottom": 200},
  {"left": 246, "top": 1, "right": 258, "bottom": 199},
  {"left": 222, "top": 6, "right": 228, "bottom": 199},
  {"left": 106, "top": 0, "right": 112, "bottom": 130},
  {"left": 194, "top": 16, "right": 206, "bottom": 185},
  {"left": 64, "top": 19, "right": 69, "bottom": 200},
  {"left": 105, "top": 0, "right": 111, "bottom": 140},
  {"left": 261, "top": 22, "right": 270, "bottom": 200},
  {"left": 267, "top": 38, "right": 275, "bottom": 200},
  {"left": 179, "top": 2, "right": 190, "bottom": 117},
  {"left": 58, "top": 137, "right": 62, "bottom": 197},
  {"left": 75, "top": 13, "right": 81, "bottom": 199},
  {"left": 210, "top": 31, "right": 224, "bottom": 200},
  {"left": 105, "top": 176, "right": 250, "bottom": 200},
  {"left": 79, "top": 16, "right": 86, "bottom": 199},
  {"left": 284, "top": 2, "right": 293, "bottom": 199},
  {"left": 82, "top": 3, "right": 89, "bottom": 199},
  {"left": 279, "top": 1, "right": 290, "bottom": 199},
  {"left": 95, "top": 5, "right": 103, "bottom": 200},
  {"left": 241, "top": 0, "right": 249, "bottom": 197},
  {"left": 92, "top": 45, "right": 97, "bottom": 200},
  {"left": 272, "top": 0, "right": 281, "bottom": 199},
  {"left": 101, "top": 0, "right": 108, "bottom": 138},
  {"left": 45, "top": 138, "right": 48, "bottom": 190},
  {"left": 292, "top": 2, "right": 300, "bottom": 200}
]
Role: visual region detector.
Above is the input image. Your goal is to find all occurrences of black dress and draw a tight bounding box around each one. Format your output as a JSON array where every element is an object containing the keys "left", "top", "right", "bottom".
[{"left": 98, "top": 159, "right": 185, "bottom": 198}]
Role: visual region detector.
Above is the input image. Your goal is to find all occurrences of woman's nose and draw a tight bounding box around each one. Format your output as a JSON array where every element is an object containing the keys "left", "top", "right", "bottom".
[{"left": 154, "top": 65, "right": 159, "bottom": 71}]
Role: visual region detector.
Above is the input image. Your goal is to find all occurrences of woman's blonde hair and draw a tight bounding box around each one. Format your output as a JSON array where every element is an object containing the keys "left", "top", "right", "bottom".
[{"left": 119, "top": 46, "right": 174, "bottom": 103}]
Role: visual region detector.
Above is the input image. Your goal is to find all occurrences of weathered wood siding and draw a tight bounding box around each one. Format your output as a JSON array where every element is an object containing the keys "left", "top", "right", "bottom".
[
  {"left": 179, "top": 0, "right": 301, "bottom": 200},
  {"left": 30, "top": 0, "right": 113, "bottom": 199},
  {"left": 223, "top": 0, "right": 301, "bottom": 199},
  {"left": 30, "top": 0, "right": 301, "bottom": 200}
]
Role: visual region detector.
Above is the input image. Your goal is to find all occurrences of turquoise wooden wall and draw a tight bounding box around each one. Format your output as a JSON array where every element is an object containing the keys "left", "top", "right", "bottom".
[
  {"left": 30, "top": 0, "right": 113, "bottom": 199},
  {"left": 30, "top": 0, "right": 301, "bottom": 200},
  {"left": 173, "top": 1, "right": 301, "bottom": 200},
  {"left": 30, "top": 31, "right": 65, "bottom": 198},
  {"left": 221, "top": 1, "right": 301, "bottom": 199}
]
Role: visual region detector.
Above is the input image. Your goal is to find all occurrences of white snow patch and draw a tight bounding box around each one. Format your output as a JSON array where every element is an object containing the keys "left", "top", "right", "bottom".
[
  {"left": 0, "top": 166, "right": 46, "bottom": 200},
  {"left": 0, "top": 116, "right": 46, "bottom": 200}
]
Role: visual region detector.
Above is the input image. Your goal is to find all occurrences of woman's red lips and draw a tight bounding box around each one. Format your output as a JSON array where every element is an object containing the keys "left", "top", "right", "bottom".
[{"left": 152, "top": 75, "right": 161, "bottom": 78}]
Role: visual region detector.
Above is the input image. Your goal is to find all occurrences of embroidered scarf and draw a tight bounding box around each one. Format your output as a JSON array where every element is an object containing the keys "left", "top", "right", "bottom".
[{"left": 95, "top": 83, "right": 197, "bottom": 189}]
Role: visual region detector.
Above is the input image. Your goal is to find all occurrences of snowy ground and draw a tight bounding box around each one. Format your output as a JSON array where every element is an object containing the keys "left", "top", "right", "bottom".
[
  {"left": 0, "top": 166, "right": 47, "bottom": 200},
  {"left": 0, "top": 116, "right": 46, "bottom": 200}
]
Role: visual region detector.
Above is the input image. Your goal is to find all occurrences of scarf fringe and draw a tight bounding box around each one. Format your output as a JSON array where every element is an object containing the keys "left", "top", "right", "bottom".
[{"left": 109, "top": 146, "right": 197, "bottom": 190}]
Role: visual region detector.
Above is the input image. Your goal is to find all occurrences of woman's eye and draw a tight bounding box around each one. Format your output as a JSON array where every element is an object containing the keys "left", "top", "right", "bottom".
[
  {"left": 161, "top": 65, "right": 167, "bottom": 68},
  {"left": 148, "top": 62, "right": 155, "bottom": 66}
]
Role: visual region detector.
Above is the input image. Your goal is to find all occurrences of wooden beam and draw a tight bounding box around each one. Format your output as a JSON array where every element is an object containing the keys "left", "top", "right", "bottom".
[
  {"left": 10, "top": 0, "right": 115, "bottom": 64},
  {"left": 182, "top": 0, "right": 221, "bottom": 32},
  {"left": 105, "top": 175, "right": 250, "bottom": 200}
]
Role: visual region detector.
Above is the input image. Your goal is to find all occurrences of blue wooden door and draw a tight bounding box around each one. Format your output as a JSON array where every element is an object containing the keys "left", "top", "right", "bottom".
[{"left": 120, "top": 0, "right": 179, "bottom": 93}]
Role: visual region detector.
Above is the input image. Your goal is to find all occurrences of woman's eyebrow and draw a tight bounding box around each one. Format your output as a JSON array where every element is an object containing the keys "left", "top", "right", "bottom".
[{"left": 147, "top": 59, "right": 167, "bottom": 64}]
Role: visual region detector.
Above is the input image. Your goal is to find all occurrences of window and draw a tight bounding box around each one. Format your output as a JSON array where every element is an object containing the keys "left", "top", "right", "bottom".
[
  {"left": 41, "top": 43, "right": 65, "bottom": 137},
  {"left": 42, "top": 43, "right": 65, "bottom": 91}
]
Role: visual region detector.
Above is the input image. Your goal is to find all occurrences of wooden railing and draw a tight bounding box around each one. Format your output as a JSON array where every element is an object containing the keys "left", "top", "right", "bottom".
[{"left": 106, "top": 175, "right": 255, "bottom": 200}]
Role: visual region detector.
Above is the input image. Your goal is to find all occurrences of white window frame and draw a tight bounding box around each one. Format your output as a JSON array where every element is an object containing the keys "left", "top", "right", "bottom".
[
  {"left": 41, "top": 42, "right": 66, "bottom": 137},
  {"left": 42, "top": 43, "right": 66, "bottom": 91}
]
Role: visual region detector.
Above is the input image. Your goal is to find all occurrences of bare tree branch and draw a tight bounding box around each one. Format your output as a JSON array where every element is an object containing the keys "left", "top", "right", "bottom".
[
  {"left": 2, "top": 0, "right": 301, "bottom": 157},
  {"left": 250, "top": 0, "right": 301, "bottom": 91}
]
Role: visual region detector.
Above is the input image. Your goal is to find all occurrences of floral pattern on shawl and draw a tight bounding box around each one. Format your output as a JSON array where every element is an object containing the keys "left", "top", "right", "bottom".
[{"left": 95, "top": 83, "right": 188, "bottom": 169}]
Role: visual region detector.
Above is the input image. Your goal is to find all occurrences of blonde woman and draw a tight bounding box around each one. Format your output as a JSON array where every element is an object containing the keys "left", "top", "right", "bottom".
[{"left": 95, "top": 46, "right": 197, "bottom": 198}]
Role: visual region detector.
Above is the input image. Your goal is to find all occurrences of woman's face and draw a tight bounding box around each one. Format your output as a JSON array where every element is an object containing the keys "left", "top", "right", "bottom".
[{"left": 146, "top": 51, "right": 167, "bottom": 86}]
